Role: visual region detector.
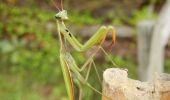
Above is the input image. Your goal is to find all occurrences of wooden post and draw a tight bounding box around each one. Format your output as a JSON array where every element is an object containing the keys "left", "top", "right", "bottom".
[
  {"left": 137, "top": 20, "right": 154, "bottom": 81},
  {"left": 137, "top": 0, "right": 170, "bottom": 81},
  {"left": 147, "top": 0, "right": 170, "bottom": 80},
  {"left": 102, "top": 68, "right": 170, "bottom": 100}
]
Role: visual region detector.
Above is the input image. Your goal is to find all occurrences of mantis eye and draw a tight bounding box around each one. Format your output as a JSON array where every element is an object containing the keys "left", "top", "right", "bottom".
[{"left": 55, "top": 16, "right": 61, "bottom": 19}]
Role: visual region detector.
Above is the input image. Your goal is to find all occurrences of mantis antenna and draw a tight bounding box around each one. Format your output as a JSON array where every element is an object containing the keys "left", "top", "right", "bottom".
[
  {"left": 61, "top": 0, "right": 63, "bottom": 10},
  {"left": 51, "top": 0, "right": 60, "bottom": 11}
]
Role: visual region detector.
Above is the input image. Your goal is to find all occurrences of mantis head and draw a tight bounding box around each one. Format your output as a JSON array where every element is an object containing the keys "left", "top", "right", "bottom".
[{"left": 55, "top": 10, "right": 68, "bottom": 20}]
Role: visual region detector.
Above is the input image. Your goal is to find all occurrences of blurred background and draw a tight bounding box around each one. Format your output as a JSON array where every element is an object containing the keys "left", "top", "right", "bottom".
[{"left": 0, "top": 0, "right": 170, "bottom": 100}]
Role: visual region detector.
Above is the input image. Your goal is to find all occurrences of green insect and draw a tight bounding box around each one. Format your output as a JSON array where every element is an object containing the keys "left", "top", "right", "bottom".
[{"left": 53, "top": 1, "right": 116, "bottom": 100}]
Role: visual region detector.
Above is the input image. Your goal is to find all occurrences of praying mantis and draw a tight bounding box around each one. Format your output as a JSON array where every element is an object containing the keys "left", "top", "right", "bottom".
[{"left": 54, "top": 1, "right": 116, "bottom": 100}]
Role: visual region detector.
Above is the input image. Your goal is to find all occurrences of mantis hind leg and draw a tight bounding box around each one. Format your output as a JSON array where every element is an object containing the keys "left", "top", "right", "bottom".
[
  {"left": 99, "top": 46, "right": 118, "bottom": 67},
  {"left": 73, "top": 78, "right": 83, "bottom": 100},
  {"left": 71, "top": 57, "right": 103, "bottom": 99}
]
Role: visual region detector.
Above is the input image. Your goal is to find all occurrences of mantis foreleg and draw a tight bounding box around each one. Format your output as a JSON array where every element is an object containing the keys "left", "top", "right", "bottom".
[{"left": 58, "top": 21, "right": 116, "bottom": 52}]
